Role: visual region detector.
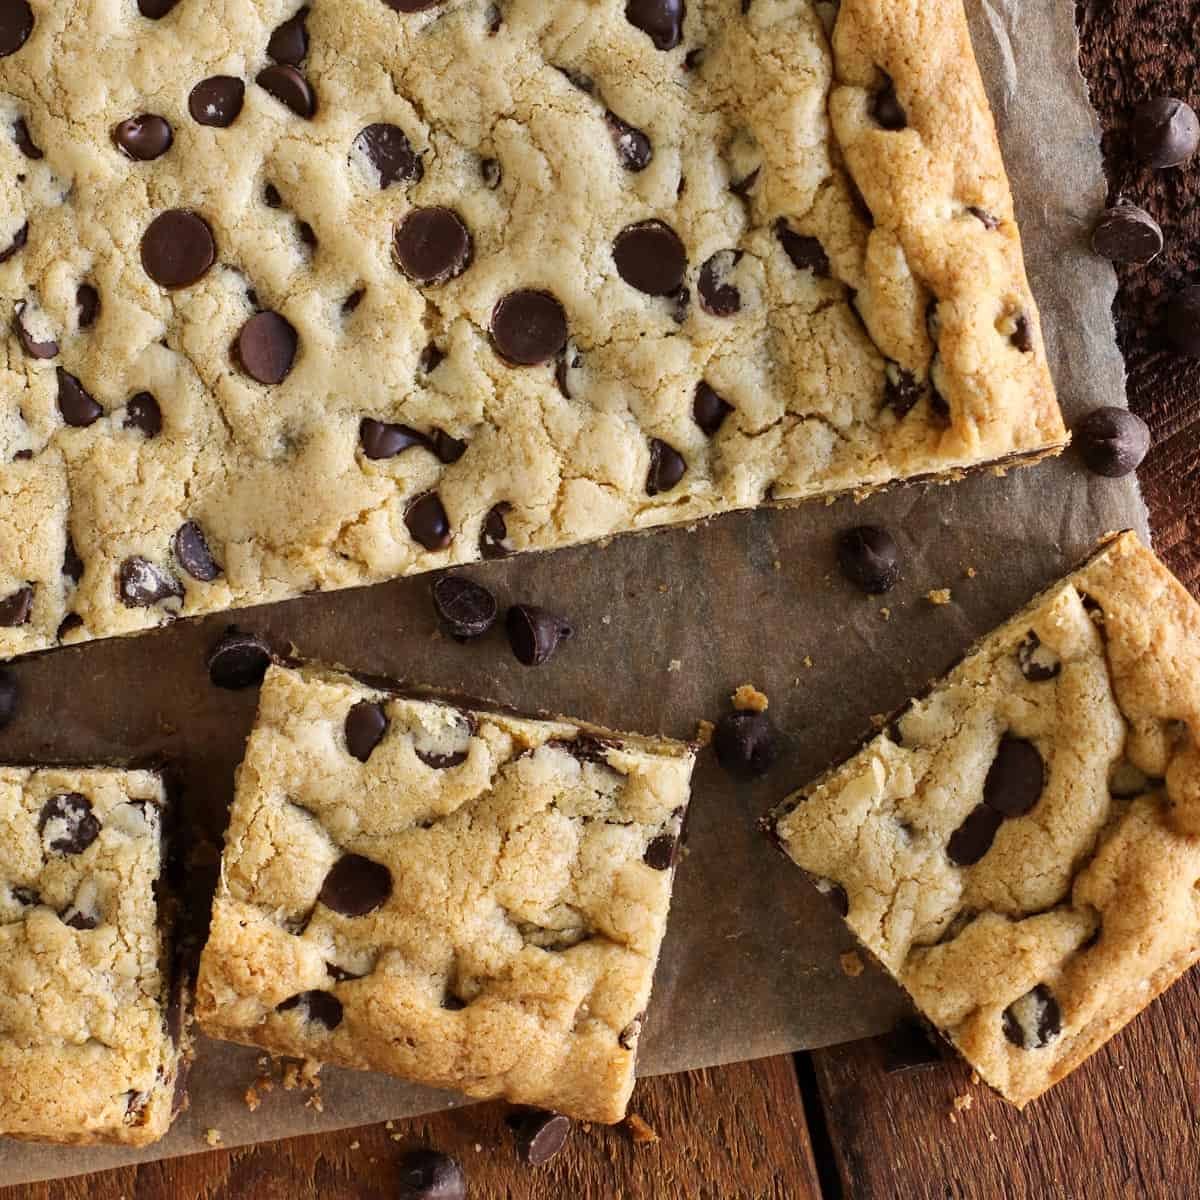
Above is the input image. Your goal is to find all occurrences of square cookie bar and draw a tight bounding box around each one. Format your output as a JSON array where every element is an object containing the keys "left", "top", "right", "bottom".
[
  {"left": 196, "top": 663, "right": 697, "bottom": 1123},
  {"left": 0, "top": 766, "right": 187, "bottom": 1145},
  {"left": 0, "top": 0, "right": 1064, "bottom": 659},
  {"left": 772, "top": 531, "right": 1200, "bottom": 1107}
]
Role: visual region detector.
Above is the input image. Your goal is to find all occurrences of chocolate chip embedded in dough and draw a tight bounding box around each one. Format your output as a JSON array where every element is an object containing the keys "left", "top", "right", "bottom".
[
  {"left": 605, "top": 111, "right": 652, "bottom": 171},
  {"left": 883, "top": 363, "right": 922, "bottom": 417},
  {"left": 268, "top": 7, "right": 309, "bottom": 64},
  {"left": 982, "top": 734, "right": 1044, "bottom": 818},
  {"left": 613, "top": 220, "right": 687, "bottom": 296},
  {"left": 353, "top": 123, "right": 423, "bottom": 188},
  {"left": 480, "top": 503, "right": 514, "bottom": 559},
  {"left": 345, "top": 699, "right": 389, "bottom": 762},
  {"left": 490, "top": 290, "right": 568, "bottom": 366},
  {"left": 624, "top": 0, "right": 684, "bottom": 50},
  {"left": 871, "top": 76, "right": 907, "bottom": 130},
  {"left": 1002, "top": 983, "right": 1061, "bottom": 1049},
  {"left": 393, "top": 207, "right": 473, "bottom": 286},
  {"left": 119, "top": 557, "right": 183, "bottom": 607},
  {"left": 188, "top": 76, "right": 245, "bottom": 127},
  {"left": 360, "top": 418, "right": 425, "bottom": 460},
  {"left": 141, "top": 210, "right": 216, "bottom": 288},
  {"left": 12, "top": 115, "right": 40, "bottom": 158},
  {"left": 76, "top": 284, "right": 100, "bottom": 328},
  {"left": 0, "top": 0, "right": 33, "bottom": 56},
  {"left": 256, "top": 64, "right": 317, "bottom": 118},
  {"left": 775, "top": 220, "right": 830, "bottom": 276},
  {"left": 173, "top": 521, "right": 222, "bottom": 582},
  {"left": 113, "top": 114, "right": 173, "bottom": 161},
  {"left": 0, "top": 586, "right": 32, "bottom": 626},
  {"left": 319, "top": 853, "right": 392, "bottom": 917},
  {"left": 946, "top": 803, "right": 1002, "bottom": 866},
  {"left": 38, "top": 793, "right": 101, "bottom": 855},
  {"left": 698, "top": 250, "right": 741, "bottom": 317},
  {"left": 646, "top": 438, "right": 686, "bottom": 495},
  {"left": 405, "top": 492, "right": 452, "bottom": 551},
  {"left": 0, "top": 222, "right": 27, "bottom": 265},
  {"left": 236, "top": 311, "right": 298, "bottom": 384},
  {"left": 1016, "top": 631, "right": 1061, "bottom": 682},
  {"left": 125, "top": 392, "right": 163, "bottom": 437},
  {"left": 277, "top": 990, "right": 343, "bottom": 1030},
  {"left": 13, "top": 301, "right": 57, "bottom": 359},
  {"left": 693, "top": 382, "right": 733, "bottom": 435},
  {"left": 643, "top": 832, "right": 678, "bottom": 870},
  {"left": 56, "top": 368, "right": 102, "bottom": 427}
]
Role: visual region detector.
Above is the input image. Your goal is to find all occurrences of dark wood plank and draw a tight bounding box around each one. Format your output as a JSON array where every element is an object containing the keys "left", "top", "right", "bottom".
[{"left": 3, "top": 1057, "right": 821, "bottom": 1200}]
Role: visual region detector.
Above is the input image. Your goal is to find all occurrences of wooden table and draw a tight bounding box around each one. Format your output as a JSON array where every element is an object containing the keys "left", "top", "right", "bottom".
[{"left": 12, "top": 3, "right": 1199, "bottom": 1196}]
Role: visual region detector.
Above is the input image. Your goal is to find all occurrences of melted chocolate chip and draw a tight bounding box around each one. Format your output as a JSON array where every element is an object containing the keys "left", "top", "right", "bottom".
[
  {"left": 76, "top": 284, "right": 100, "bottom": 329},
  {"left": 643, "top": 832, "right": 678, "bottom": 870},
  {"left": 38, "top": 793, "right": 101, "bottom": 855},
  {"left": 188, "top": 76, "right": 245, "bottom": 127},
  {"left": 1075, "top": 407, "right": 1151, "bottom": 478},
  {"left": 713, "top": 710, "right": 777, "bottom": 778},
  {"left": 57, "top": 368, "right": 102, "bottom": 427},
  {"left": 646, "top": 437, "right": 686, "bottom": 495},
  {"left": 0, "top": 0, "right": 33, "bottom": 57},
  {"left": 237, "top": 311, "right": 298, "bottom": 384},
  {"left": 884, "top": 364, "right": 922, "bottom": 417},
  {"left": 837, "top": 525, "right": 900, "bottom": 594},
  {"left": 693, "top": 381, "right": 733, "bottom": 435},
  {"left": 257, "top": 64, "right": 317, "bottom": 118},
  {"left": 360, "top": 418, "right": 425, "bottom": 460},
  {"left": 141, "top": 210, "right": 216, "bottom": 289},
  {"left": 0, "top": 586, "right": 32, "bottom": 626},
  {"left": 967, "top": 206, "right": 999, "bottom": 230},
  {"left": 278, "top": 989, "right": 343, "bottom": 1029},
  {"left": 173, "top": 520, "right": 221, "bottom": 582},
  {"left": 119, "top": 557, "right": 183, "bottom": 607},
  {"left": 624, "top": 0, "right": 684, "bottom": 50},
  {"left": 775, "top": 220, "right": 830, "bottom": 275},
  {"left": 13, "top": 301, "right": 57, "bottom": 359},
  {"left": 125, "top": 392, "right": 163, "bottom": 437},
  {"left": 605, "top": 111, "right": 652, "bottom": 171},
  {"left": 698, "top": 250, "right": 741, "bottom": 317},
  {"left": 1016, "top": 632, "right": 1061, "bottom": 682},
  {"left": 491, "top": 290, "right": 568, "bottom": 365},
  {"left": 480, "top": 503, "right": 514, "bottom": 558},
  {"left": 430, "top": 429, "right": 466, "bottom": 464},
  {"left": 513, "top": 1111, "right": 572, "bottom": 1166},
  {"left": 433, "top": 575, "right": 497, "bottom": 640},
  {"left": 946, "top": 803, "right": 1002, "bottom": 866},
  {"left": 268, "top": 7, "right": 309, "bottom": 64},
  {"left": 114, "top": 114, "right": 173, "bottom": 161},
  {"left": 405, "top": 492, "right": 452, "bottom": 551},
  {"left": 354, "top": 123, "right": 423, "bottom": 188},
  {"left": 345, "top": 700, "right": 389, "bottom": 762},
  {"left": 506, "top": 604, "right": 573, "bottom": 666},
  {"left": 0, "top": 223, "right": 27, "bottom": 265},
  {"left": 983, "top": 734, "right": 1044, "bottom": 817},
  {"left": 871, "top": 77, "right": 907, "bottom": 130},
  {"left": 12, "top": 115, "right": 40, "bottom": 158},
  {"left": 207, "top": 629, "right": 274, "bottom": 689},
  {"left": 1002, "top": 983, "right": 1061, "bottom": 1049},
  {"left": 394, "top": 207, "right": 473, "bottom": 285},
  {"left": 397, "top": 1150, "right": 467, "bottom": 1200},
  {"left": 613, "top": 220, "right": 687, "bottom": 296},
  {"left": 319, "top": 853, "right": 392, "bottom": 917},
  {"left": 0, "top": 667, "right": 17, "bottom": 729}
]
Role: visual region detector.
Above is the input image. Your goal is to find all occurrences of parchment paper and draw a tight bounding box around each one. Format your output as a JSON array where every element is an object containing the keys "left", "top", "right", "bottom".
[{"left": 0, "top": 0, "right": 1149, "bottom": 1183}]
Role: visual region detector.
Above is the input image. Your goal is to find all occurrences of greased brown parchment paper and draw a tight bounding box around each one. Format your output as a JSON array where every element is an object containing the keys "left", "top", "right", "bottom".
[{"left": 0, "top": 0, "right": 1150, "bottom": 1183}]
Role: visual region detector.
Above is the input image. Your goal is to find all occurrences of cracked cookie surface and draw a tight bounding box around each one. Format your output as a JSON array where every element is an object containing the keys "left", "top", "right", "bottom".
[
  {"left": 195, "top": 663, "right": 697, "bottom": 1123},
  {"left": 772, "top": 532, "right": 1200, "bottom": 1107},
  {"left": 0, "top": 0, "right": 1063, "bottom": 658}
]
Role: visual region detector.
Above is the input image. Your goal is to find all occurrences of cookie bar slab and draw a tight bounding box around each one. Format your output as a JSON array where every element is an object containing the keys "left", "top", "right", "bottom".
[
  {"left": 0, "top": 766, "right": 187, "bottom": 1145},
  {"left": 196, "top": 664, "right": 696, "bottom": 1123},
  {"left": 0, "top": 0, "right": 1064, "bottom": 660},
  {"left": 772, "top": 532, "right": 1200, "bottom": 1108}
]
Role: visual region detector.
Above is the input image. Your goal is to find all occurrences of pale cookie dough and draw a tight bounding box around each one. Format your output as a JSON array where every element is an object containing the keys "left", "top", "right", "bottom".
[
  {"left": 771, "top": 531, "right": 1200, "bottom": 1108},
  {"left": 0, "top": 0, "right": 1064, "bottom": 659},
  {"left": 195, "top": 663, "right": 697, "bottom": 1123},
  {"left": 0, "top": 765, "right": 188, "bottom": 1145}
]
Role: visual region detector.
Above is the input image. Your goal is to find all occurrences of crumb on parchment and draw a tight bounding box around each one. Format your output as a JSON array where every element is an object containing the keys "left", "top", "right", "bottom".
[
  {"left": 966, "top": 566, "right": 978, "bottom": 578},
  {"left": 625, "top": 1114, "right": 660, "bottom": 1145},
  {"left": 205, "top": 1128, "right": 222, "bottom": 1147},
  {"left": 927, "top": 588, "right": 952, "bottom": 606},
  {"left": 695, "top": 719, "right": 715, "bottom": 748},
  {"left": 803, "top": 655, "right": 813, "bottom": 668},
  {"left": 668, "top": 659, "right": 681, "bottom": 672},
  {"left": 880, "top": 607, "right": 891, "bottom": 621},
  {"left": 732, "top": 684, "right": 769, "bottom": 712},
  {"left": 839, "top": 951, "right": 864, "bottom": 978}
]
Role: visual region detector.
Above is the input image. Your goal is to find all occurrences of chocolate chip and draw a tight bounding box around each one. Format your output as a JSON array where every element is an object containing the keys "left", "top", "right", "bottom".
[
  {"left": 76, "top": 284, "right": 100, "bottom": 330},
  {"left": 13, "top": 302, "right": 57, "bottom": 359},
  {"left": 125, "top": 392, "right": 163, "bottom": 437},
  {"left": 481, "top": 157, "right": 502, "bottom": 189},
  {"left": 0, "top": 586, "right": 31, "bottom": 626},
  {"left": 614, "top": 220, "right": 687, "bottom": 296},
  {"left": 138, "top": 0, "right": 180, "bottom": 14},
  {"left": 237, "top": 311, "right": 298, "bottom": 384},
  {"left": 605, "top": 111, "right": 652, "bottom": 171},
  {"left": 57, "top": 614, "right": 82, "bottom": 640},
  {"left": 278, "top": 990, "right": 343, "bottom": 1030},
  {"left": 359, "top": 419, "right": 420, "bottom": 460},
  {"left": 57, "top": 368, "right": 102, "bottom": 427},
  {"left": 141, "top": 210, "right": 216, "bottom": 289},
  {"left": 1075, "top": 406, "right": 1150, "bottom": 477},
  {"left": 1091, "top": 203, "right": 1162, "bottom": 264},
  {"left": 0, "top": 222, "right": 28, "bottom": 264},
  {"left": 506, "top": 604, "right": 573, "bottom": 666},
  {"left": 775, "top": 220, "right": 830, "bottom": 276},
  {"left": 268, "top": 7, "right": 309, "bottom": 64},
  {"left": 618, "top": 1014, "right": 644, "bottom": 1050},
  {"left": 871, "top": 77, "right": 907, "bottom": 130},
  {"left": 693, "top": 382, "right": 732, "bottom": 435},
  {"left": 967, "top": 206, "right": 999, "bottom": 230},
  {"left": 836, "top": 525, "right": 899, "bottom": 594},
  {"left": 430, "top": 430, "right": 466, "bottom": 464},
  {"left": 394, "top": 207, "right": 472, "bottom": 286},
  {"left": 513, "top": 1111, "right": 572, "bottom": 1166},
  {"left": 0, "top": 668, "right": 17, "bottom": 729},
  {"left": 946, "top": 803, "right": 1002, "bottom": 866},
  {"left": 1010, "top": 313, "right": 1033, "bottom": 353},
  {"left": 11, "top": 115, "right": 40, "bottom": 158},
  {"left": 1166, "top": 285, "right": 1200, "bottom": 357},
  {"left": 480, "top": 503, "right": 514, "bottom": 559},
  {"left": 119, "top": 557, "right": 182, "bottom": 607},
  {"left": 883, "top": 1019, "right": 942, "bottom": 1074},
  {"left": 38, "top": 793, "right": 101, "bottom": 855},
  {"left": 0, "top": 0, "right": 32, "bottom": 56},
  {"left": 353, "top": 123, "right": 423, "bottom": 188},
  {"left": 189, "top": 76, "right": 245, "bottom": 127},
  {"left": 646, "top": 438, "right": 686, "bottom": 495},
  {"left": 1016, "top": 631, "right": 1061, "bottom": 682},
  {"left": 643, "top": 832, "right": 678, "bottom": 870},
  {"left": 491, "top": 290, "right": 568, "bottom": 365},
  {"left": 713, "top": 710, "right": 777, "bottom": 779},
  {"left": 173, "top": 520, "right": 221, "bottom": 582},
  {"left": 345, "top": 700, "right": 388, "bottom": 762},
  {"left": 485, "top": 3, "right": 502, "bottom": 33},
  {"left": 406, "top": 492, "right": 452, "bottom": 551},
  {"left": 683, "top": 46, "right": 705, "bottom": 70},
  {"left": 418, "top": 343, "right": 445, "bottom": 374},
  {"left": 669, "top": 285, "right": 690, "bottom": 321},
  {"left": 1002, "top": 983, "right": 1061, "bottom": 1049},
  {"left": 384, "top": 0, "right": 443, "bottom": 10},
  {"left": 624, "top": 0, "right": 683, "bottom": 50},
  {"left": 883, "top": 364, "right": 922, "bottom": 418},
  {"left": 433, "top": 575, "right": 497, "bottom": 640},
  {"left": 62, "top": 905, "right": 99, "bottom": 931},
  {"left": 113, "top": 114, "right": 173, "bottom": 161},
  {"left": 983, "top": 734, "right": 1044, "bottom": 817},
  {"left": 257, "top": 64, "right": 317, "bottom": 118},
  {"left": 207, "top": 629, "right": 274, "bottom": 689},
  {"left": 319, "top": 853, "right": 392, "bottom": 917},
  {"left": 397, "top": 1149, "right": 467, "bottom": 1200},
  {"left": 343, "top": 288, "right": 366, "bottom": 315},
  {"left": 730, "top": 167, "right": 759, "bottom": 198},
  {"left": 698, "top": 250, "right": 741, "bottom": 317},
  {"left": 1132, "top": 97, "right": 1200, "bottom": 169}
]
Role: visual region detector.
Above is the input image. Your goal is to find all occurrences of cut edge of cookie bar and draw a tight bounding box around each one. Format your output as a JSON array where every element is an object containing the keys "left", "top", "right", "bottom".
[
  {"left": 195, "top": 662, "right": 697, "bottom": 1124},
  {"left": 768, "top": 530, "right": 1200, "bottom": 1108},
  {"left": 0, "top": 764, "right": 192, "bottom": 1145}
]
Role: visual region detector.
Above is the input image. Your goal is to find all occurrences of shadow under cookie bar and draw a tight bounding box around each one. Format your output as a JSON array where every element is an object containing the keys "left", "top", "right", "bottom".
[
  {"left": 0, "top": 765, "right": 190, "bottom": 1145},
  {"left": 769, "top": 531, "right": 1200, "bottom": 1108},
  {"left": 194, "top": 663, "right": 697, "bottom": 1125}
]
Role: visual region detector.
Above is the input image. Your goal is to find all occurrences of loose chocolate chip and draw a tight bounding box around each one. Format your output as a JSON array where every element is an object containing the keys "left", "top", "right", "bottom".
[
  {"left": 836, "top": 525, "right": 900, "bottom": 594},
  {"left": 0, "top": 586, "right": 31, "bottom": 626},
  {"left": 967, "top": 205, "right": 999, "bottom": 230},
  {"left": 1166, "top": 285, "right": 1200, "bottom": 357},
  {"left": 480, "top": 503, "right": 514, "bottom": 559},
  {"left": 506, "top": 604, "right": 573, "bottom": 666},
  {"left": 125, "top": 392, "right": 163, "bottom": 437},
  {"left": 613, "top": 220, "right": 687, "bottom": 296},
  {"left": 1091, "top": 203, "right": 1162, "bottom": 264},
  {"left": 643, "top": 832, "right": 678, "bottom": 870},
  {"left": 119, "top": 557, "right": 182, "bottom": 607},
  {"left": 173, "top": 520, "right": 221, "bottom": 582},
  {"left": 268, "top": 7, "right": 309, "bottom": 64},
  {"left": 433, "top": 575, "right": 497, "bottom": 640},
  {"left": 278, "top": 989, "right": 343, "bottom": 1030},
  {"left": 481, "top": 157, "right": 502, "bottom": 188},
  {"left": 1016, "top": 631, "right": 1061, "bottom": 682},
  {"left": 946, "top": 803, "right": 1002, "bottom": 866},
  {"left": 775, "top": 220, "right": 830, "bottom": 276},
  {"left": 113, "top": 114, "right": 173, "bottom": 161},
  {"left": 0, "top": 222, "right": 28, "bottom": 264},
  {"left": 353, "top": 123, "right": 423, "bottom": 188},
  {"left": 56, "top": 368, "right": 102, "bottom": 427},
  {"left": 693, "top": 381, "right": 733, "bottom": 435},
  {"left": 883, "top": 1019, "right": 942, "bottom": 1074},
  {"left": 605, "top": 111, "right": 652, "bottom": 171},
  {"left": 397, "top": 1149, "right": 467, "bottom": 1200},
  {"left": 513, "top": 1111, "right": 572, "bottom": 1166},
  {"left": 1002, "top": 983, "right": 1061, "bottom": 1049},
  {"left": 38, "top": 793, "right": 100, "bottom": 855},
  {"left": 189, "top": 76, "right": 245, "bottom": 127},
  {"left": 0, "top": 668, "right": 17, "bottom": 729},
  {"left": 141, "top": 210, "right": 216, "bottom": 289},
  {"left": 1132, "top": 97, "right": 1200, "bottom": 169},
  {"left": 394, "top": 207, "right": 472, "bottom": 286},
  {"left": 345, "top": 700, "right": 388, "bottom": 762},
  {"left": 0, "top": 0, "right": 32, "bottom": 56},
  {"left": 208, "top": 629, "right": 273, "bottom": 689},
  {"left": 13, "top": 302, "right": 57, "bottom": 359},
  {"left": 871, "top": 77, "right": 907, "bottom": 130},
  {"left": 138, "top": 0, "right": 180, "bottom": 14},
  {"left": 1075, "top": 406, "right": 1150, "bottom": 477},
  {"left": 491, "top": 289, "right": 568, "bottom": 365},
  {"left": 257, "top": 64, "right": 317, "bottom": 118},
  {"left": 646, "top": 437, "right": 686, "bottom": 495},
  {"left": 983, "top": 734, "right": 1044, "bottom": 818},
  {"left": 884, "top": 364, "right": 922, "bottom": 417},
  {"left": 698, "top": 250, "right": 741, "bottom": 317},
  {"left": 63, "top": 537, "right": 83, "bottom": 583},
  {"left": 237, "top": 311, "right": 298, "bottom": 384},
  {"left": 624, "top": 0, "right": 683, "bottom": 50},
  {"left": 360, "top": 418, "right": 424, "bottom": 460},
  {"left": 76, "top": 284, "right": 100, "bottom": 329},
  {"left": 406, "top": 492, "right": 452, "bottom": 551},
  {"left": 319, "top": 853, "right": 392, "bottom": 917},
  {"left": 12, "top": 115, "right": 40, "bottom": 158},
  {"left": 618, "top": 1015, "right": 644, "bottom": 1050},
  {"left": 713, "top": 710, "right": 777, "bottom": 779}
]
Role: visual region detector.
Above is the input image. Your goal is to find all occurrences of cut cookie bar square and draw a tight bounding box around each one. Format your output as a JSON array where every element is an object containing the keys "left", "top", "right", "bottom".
[
  {"left": 0, "top": 0, "right": 1064, "bottom": 659},
  {"left": 0, "top": 766, "right": 188, "bottom": 1145},
  {"left": 195, "top": 663, "right": 697, "bottom": 1123},
  {"left": 771, "top": 531, "right": 1200, "bottom": 1107}
]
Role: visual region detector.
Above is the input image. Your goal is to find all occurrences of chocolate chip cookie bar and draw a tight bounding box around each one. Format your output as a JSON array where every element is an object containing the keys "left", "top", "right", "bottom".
[
  {"left": 0, "top": 0, "right": 1065, "bottom": 660},
  {"left": 0, "top": 766, "right": 188, "bottom": 1144},
  {"left": 771, "top": 531, "right": 1200, "bottom": 1107},
  {"left": 195, "top": 663, "right": 696, "bottom": 1123}
]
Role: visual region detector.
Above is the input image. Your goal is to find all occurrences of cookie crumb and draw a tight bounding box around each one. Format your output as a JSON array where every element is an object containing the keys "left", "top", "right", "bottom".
[
  {"left": 970, "top": 1070, "right": 980, "bottom": 1085},
  {"left": 602, "top": 614, "right": 611, "bottom": 625},
  {"left": 668, "top": 658, "right": 682, "bottom": 672},
  {"left": 772, "top": 559, "right": 782, "bottom": 572},
  {"left": 966, "top": 565, "right": 977, "bottom": 579},
  {"left": 657, "top": 582, "right": 668, "bottom": 593},
  {"left": 879, "top": 607, "right": 891, "bottom": 621},
  {"left": 803, "top": 655, "right": 814, "bottom": 668},
  {"left": 349, "top": 1140, "right": 360, "bottom": 1150},
  {"left": 474, "top": 1142, "right": 483, "bottom": 1152},
  {"left": 987, "top": 1131, "right": 997, "bottom": 1143},
  {"left": 391, "top": 1133, "right": 404, "bottom": 1142},
  {"left": 244, "top": 1084, "right": 261, "bottom": 1113},
  {"left": 951, "top": 1093, "right": 974, "bottom": 1116},
  {"left": 204, "top": 1128, "right": 222, "bottom": 1147},
  {"left": 386, "top": 1120, "right": 394, "bottom": 1130},
  {"left": 694, "top": 718, "right": 715, "bottom": 747},
  {"left": 625, "top": 1113, "right": 660, "bottom": 1145},
  {"left": 305, "top": 1091, "right": 324, "bottom": 1113},
  {"left": 731, "top": 683, "right": 769, "bottom": 712},
  {"left": 926, "top": 588, "right": 952, "bottom": 606},
  {"left": 869, "top": 712, "right": 888, "bottom": 729},
  {"left": 839, "top": 950, "right": 864, "bottom": 978}
]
